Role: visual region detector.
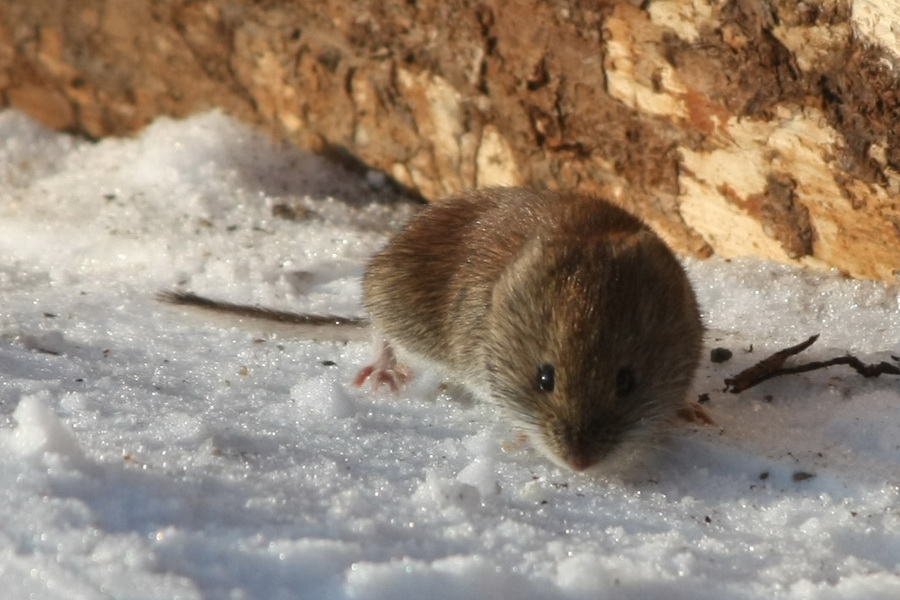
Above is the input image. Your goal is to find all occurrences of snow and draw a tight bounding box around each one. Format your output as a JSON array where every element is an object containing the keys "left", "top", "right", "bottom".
[{"left": 1, "top": 108, "right": 899, "bottom": 599}]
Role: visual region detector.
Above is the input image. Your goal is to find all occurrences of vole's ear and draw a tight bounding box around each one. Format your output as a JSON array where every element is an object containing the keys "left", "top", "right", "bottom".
[
  {"left": 491, "top": 235, "right": 547, "bottom": 308},
  {"left": 485, "top": 235, "right": 551, "bottom": 367}
]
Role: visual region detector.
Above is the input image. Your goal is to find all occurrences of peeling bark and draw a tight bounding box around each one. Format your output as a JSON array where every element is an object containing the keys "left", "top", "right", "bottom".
[{"left": 1, "top": 0, "right": 898, "bottom": 280}]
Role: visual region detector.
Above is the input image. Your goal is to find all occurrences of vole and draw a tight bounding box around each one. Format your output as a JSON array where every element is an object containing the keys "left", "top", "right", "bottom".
[{"left": 161, "top": 187, "right": 707, "bottom": 472}]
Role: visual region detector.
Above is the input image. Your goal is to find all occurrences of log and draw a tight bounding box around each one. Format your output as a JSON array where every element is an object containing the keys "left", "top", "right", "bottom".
[{"left": 1, "top": 0, "right": 898, "bottom": 280}]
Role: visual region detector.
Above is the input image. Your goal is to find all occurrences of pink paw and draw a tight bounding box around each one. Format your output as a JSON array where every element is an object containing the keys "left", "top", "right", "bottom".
[
  {"left": 353, "top": 364, "right": 410, "bottom": 391},
  {"left": 677, "top": 402, "right": 715, "bottom": 425},
  {"left": 352, "top": 341, "right": 410, "bottom": 392}
]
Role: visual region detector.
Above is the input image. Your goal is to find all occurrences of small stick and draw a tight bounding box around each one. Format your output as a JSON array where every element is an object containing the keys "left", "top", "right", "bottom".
[
  {"left": 724, "top": 334, "right": 900, "bottom": 393},
  {"left": 724, "top": 334, "right": 819, "bottom": 393}
]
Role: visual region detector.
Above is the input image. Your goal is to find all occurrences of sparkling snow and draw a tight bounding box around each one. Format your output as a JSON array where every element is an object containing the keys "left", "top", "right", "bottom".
[{"left": 1, "top": 109, "right": 898, "bottom": 599}]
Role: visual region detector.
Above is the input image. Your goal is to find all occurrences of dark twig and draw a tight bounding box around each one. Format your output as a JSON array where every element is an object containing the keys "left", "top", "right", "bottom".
[
  {"left": 724, "top": 334, "right": 900, "bottom": 393},
  {"left": 724, "top": 334, "right": 819, "bottom": 393}
]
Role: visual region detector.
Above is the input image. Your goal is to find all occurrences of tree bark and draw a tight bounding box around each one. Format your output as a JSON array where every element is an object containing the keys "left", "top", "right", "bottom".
[{"left": 1, "top": 0, "right": 898, "bottom": 280}]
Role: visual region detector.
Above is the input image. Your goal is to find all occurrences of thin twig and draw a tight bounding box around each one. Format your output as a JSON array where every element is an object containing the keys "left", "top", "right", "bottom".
[{"left": 724, "top": 334, "right": 900, "bottom": 393}]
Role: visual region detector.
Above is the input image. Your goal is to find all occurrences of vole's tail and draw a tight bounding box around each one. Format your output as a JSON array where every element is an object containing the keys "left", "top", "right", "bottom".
[{"left": 156, "top": 290, "right": 370, "bottom": 341}]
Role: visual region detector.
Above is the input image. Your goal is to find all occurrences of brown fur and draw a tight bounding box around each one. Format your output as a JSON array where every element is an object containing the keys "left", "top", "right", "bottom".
[{"left": 363, "top": 188, "right": 703, "bottom": 471}]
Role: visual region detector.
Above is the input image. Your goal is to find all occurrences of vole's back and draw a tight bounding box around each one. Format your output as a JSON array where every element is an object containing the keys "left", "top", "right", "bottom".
[{"left": 361, "top": 188, "right": 651, "bottom": 383}]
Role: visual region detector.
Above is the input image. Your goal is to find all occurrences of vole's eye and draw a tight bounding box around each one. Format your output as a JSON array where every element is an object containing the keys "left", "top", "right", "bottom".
[
  {"left": 536, "top": 364, "right": 555, "bottom": 392},
  {"left": 616, "top": 367, "right": 636, "bottom": 397}
]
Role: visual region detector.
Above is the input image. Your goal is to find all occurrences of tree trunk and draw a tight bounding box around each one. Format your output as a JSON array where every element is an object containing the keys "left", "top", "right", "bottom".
[{"left": 1, "top": 0, "right": 898, "bottom": 280}]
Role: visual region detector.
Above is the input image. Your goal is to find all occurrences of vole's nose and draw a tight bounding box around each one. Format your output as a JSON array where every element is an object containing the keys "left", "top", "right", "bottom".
[{"left": 564, "top": 453, "right": 595, "bottom": 472}]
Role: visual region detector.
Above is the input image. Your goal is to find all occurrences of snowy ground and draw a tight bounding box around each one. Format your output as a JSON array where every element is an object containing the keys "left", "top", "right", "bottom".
[{"left": 1, "top": 109, "right": 899, "bottom": 599}]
